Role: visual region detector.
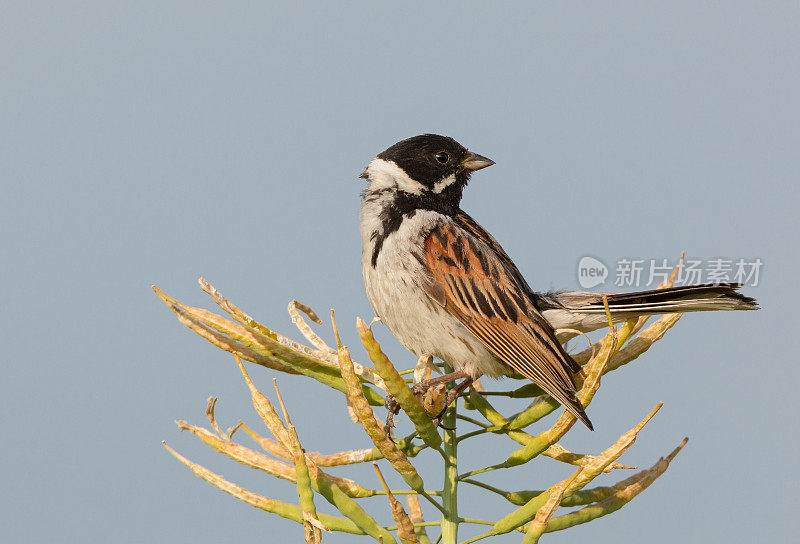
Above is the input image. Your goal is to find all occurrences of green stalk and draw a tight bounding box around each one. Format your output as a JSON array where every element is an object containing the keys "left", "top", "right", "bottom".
[{"left": 441, "top": 367, "right": 459, "bottom": 544}]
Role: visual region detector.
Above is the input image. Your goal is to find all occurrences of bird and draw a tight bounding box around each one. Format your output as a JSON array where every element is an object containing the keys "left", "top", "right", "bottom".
[{"left": 359, "top": 134, "right": 758, "bottom": 430}]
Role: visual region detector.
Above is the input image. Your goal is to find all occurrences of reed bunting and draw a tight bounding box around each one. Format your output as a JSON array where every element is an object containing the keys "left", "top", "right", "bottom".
[{"left": 359, "top": 134, "right": 757, "bottom": 429}]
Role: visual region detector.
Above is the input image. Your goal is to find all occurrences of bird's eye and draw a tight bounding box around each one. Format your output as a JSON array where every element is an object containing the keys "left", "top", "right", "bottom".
[{"left": 435, "top": 152, "right": 449, "bottom": 164}]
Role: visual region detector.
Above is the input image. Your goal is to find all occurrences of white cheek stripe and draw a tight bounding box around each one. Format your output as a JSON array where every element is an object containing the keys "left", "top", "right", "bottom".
[
  {"left": 364, "top": 158, "right": 426, "bottom": 195},
  {"left": 433, "top": 173, "right": 456, "bottom": 193}
]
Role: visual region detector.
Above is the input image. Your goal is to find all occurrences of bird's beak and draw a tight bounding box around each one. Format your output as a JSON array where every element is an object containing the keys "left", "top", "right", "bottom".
[{"left": 460, "top": 151, "right": 495, "bottom": 172}]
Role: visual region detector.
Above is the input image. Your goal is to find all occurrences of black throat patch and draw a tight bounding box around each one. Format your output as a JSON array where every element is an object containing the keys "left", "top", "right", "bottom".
[{"left": 369, "top": 181, "right": 467, "bottom": 267}]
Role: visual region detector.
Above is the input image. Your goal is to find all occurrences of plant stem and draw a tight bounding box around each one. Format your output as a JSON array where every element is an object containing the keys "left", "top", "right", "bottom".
[
  {"left": 420, "top": 490, "right": 449, "bottom": 516},
  {"left": 455, "top": 415, "right": 489, "bottom": 428},
  {"left": 458, "top": 518, "right": 495, "bottom": 526},
  {"left": 441, "top": 366, "right": 459, "bottom": 544},
  {"left": 457, "top": 462, "right": 506, "bottom": 480},
  {"left": 455, "top": 429, "right": 489, "bottom": 444},
  {"left": 373, "top": 489, "right": 442, "bottom": 496},
  {"left": 460, "top": 478, "right": 510, "bottom": 498},
  {"left": 457, "top": 531, "right": 493, "bottom": 544},
  {"left": 385, "top": 521, "right": 442, "bottom": 531}
]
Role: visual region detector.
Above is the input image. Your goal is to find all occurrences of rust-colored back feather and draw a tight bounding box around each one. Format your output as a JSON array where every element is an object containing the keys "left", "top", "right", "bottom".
[{"left": 421, "top": 221, "right": 593, "bottom": 430}]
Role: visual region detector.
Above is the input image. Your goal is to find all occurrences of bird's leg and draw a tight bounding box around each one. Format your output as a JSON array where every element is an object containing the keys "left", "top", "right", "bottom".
[
  {"left": 384, "top": 355, "right": 432, "bottom": 438},
  {"left": 384, "top": 369, "right": 475, "bottom": 434},
  {"left": 384, "top": 394, "right": 402, "bottom": 439},
  {"left": 383, "top": 368, "right": 470, "bottom": 436},
  {"left": 410, "top": 370, "right": 469, "bottom": 394},
  {"left": 432, "top": 377, "right": 474, "bottom": 428},
  {"left": 443, "top": 377, "right": 474, "bottom": 407}
]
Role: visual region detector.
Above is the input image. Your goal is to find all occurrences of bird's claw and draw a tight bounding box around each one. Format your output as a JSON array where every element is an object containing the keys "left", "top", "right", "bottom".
[
  {"left": 384, "top": 393, "right": 401, "bottom": 441},
  {"left": 383, "top": 376, "right": 474, "bottom": 433}
]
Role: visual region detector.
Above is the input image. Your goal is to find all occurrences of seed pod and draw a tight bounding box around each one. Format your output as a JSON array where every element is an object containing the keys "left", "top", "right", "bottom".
[
  {"left": 153, "top": 285, "right": 384, "bottom": 405},
  {"left": 162, "top": 442, "right": 364, "bottom": 535},
  {"left": 522, "top": 472, "right": 577, "bottom": 543},
  {"left": 356, "top": 318, "right": 442, "bottom": 451},
  {"left": 505, "top": 324, "right": 617, "bottom": 467},
  {"left": 491, "top": 468, "right": 582, "bottom": 536},
  {"left": 373, "top": 464, "right": 420, "bottom": 544},
  {"left": 338, "top": 343, "right": 425, "bottom": 493},
  {"left": 532, "top": 438, "right": 689, "bottom": 534}
]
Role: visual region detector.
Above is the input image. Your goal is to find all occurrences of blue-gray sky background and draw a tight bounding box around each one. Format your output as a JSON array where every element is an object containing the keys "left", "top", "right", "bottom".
[{"left": 3, "top": 2, "right": 797, "bottom": 543}]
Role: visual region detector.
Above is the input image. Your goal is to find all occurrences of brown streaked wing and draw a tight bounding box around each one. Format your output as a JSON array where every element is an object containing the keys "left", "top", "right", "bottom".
[
  {"left": 421, "top": 221, "right": 593, "bottom": 429},
  {"left": 453, "top": 209, "right": 580, "bottom": 375},
  {"left": 454, "top": 210, "right": 532, "bottom": 290}
]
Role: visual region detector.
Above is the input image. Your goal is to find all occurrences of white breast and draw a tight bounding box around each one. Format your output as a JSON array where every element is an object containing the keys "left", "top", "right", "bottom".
[{"left": 359, "top": 196, "right": 507, "bottom": 378}]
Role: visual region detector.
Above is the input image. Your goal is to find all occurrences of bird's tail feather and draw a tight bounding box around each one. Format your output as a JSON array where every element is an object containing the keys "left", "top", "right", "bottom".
[
  {"left": 563, "top": 395, "right": 594, "bottom": 431},
  {"left": 552, "top": 283, "right": 758, "bottom": 317},
  {"left": 542, "top": 283, "right": 757, "bottom": 425}
]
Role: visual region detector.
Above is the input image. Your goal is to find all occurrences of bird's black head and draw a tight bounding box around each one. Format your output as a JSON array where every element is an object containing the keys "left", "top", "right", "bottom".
[{"left": 360, "top": 134, "right": 494, "bottom": 213}]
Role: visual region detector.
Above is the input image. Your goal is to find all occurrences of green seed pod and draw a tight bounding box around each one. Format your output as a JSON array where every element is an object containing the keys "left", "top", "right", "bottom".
[
  {"left": 338, "top": 344, "right": 425, "bottom": 493},
  {"left": 356, "top": 318, "right": 442, "bottom": 451}
]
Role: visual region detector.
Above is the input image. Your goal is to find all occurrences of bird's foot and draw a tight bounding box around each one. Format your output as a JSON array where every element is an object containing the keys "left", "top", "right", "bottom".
[
  {"left": 383, "top": 372, "right": 473, "bottom": 432},
  {"left": 383, "top": 394, "right": 401, "bottom": 440}
]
